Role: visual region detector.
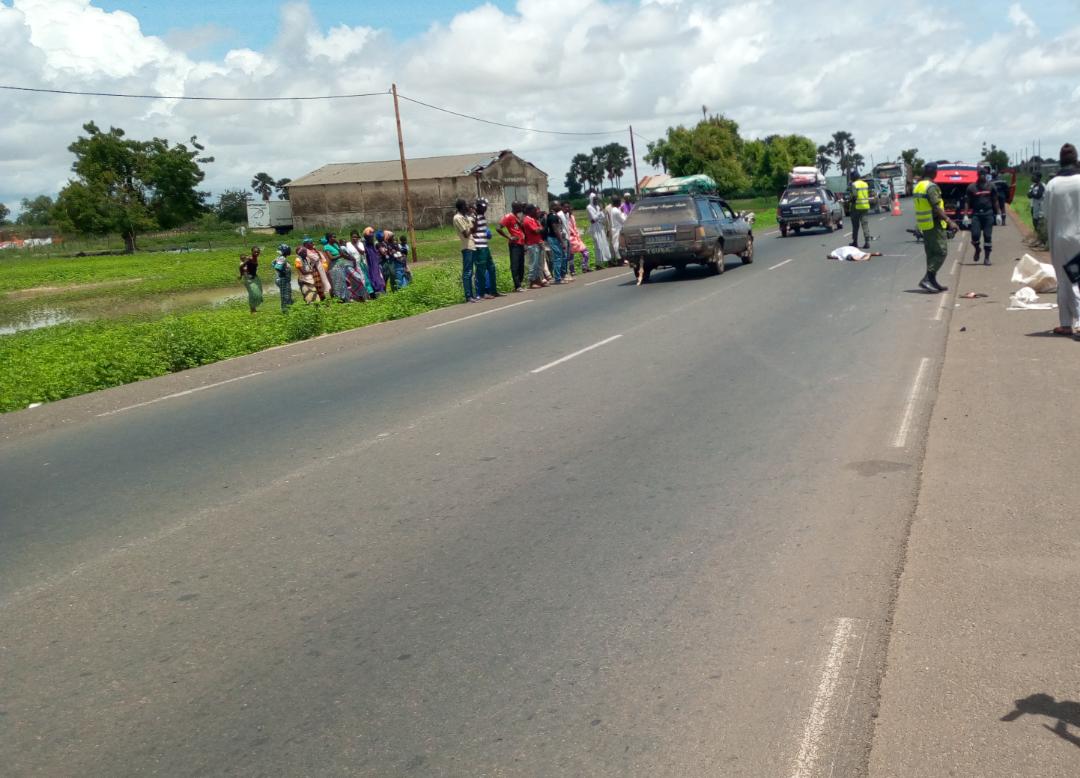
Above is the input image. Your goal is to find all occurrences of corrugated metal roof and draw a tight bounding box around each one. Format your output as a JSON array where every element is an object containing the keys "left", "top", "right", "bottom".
[{"left": 289, "top": 150, "right": 529, "bottom": 188}]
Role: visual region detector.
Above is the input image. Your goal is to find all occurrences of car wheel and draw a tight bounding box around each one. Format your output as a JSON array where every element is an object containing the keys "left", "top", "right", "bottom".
[
  {"left": 674, "top": 263, "right": 687, "bottom": 276},
  {"left": 740, "top": 234, "right": 754, "bottom": 264},
  {"left": 708, "top": 243, "right": 725, "bottom": 275},
  {"left": 640, "top": 265, "right": 652, "bottom": 284},
  {"left": 793, "top": 226, "right": 802, "bottom": 235},
  {"left": 780, "top": 225, "right": 788, "bottom": 238}
]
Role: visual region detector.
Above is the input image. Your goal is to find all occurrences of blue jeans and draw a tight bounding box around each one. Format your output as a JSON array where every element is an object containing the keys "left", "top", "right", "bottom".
[
  {"left": 526, "top": 244, "right": 543, "bottom": 283},
  {"left": 472, "top": 246, "right": 497, "bottom": 296},
  {"left": 547, "top": 236, "right": 567, "bottom": 281},
  {"left": 461, "top": 248, "right": 476, "bottom": 300}
]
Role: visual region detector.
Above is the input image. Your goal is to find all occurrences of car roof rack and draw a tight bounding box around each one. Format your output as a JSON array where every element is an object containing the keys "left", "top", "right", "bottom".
[{"left": 642, "top": 174, "right": 719, "bottom": 197}]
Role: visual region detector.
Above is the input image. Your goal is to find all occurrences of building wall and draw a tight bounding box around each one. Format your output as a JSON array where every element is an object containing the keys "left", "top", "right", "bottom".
[{"left": 290, "top": 154, "right": 549, "bottom": 232}]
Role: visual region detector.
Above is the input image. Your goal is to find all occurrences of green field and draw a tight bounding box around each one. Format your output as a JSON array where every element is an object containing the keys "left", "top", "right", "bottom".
[{"left": 1, "top": 202, "right": 780, "bottom": 412}]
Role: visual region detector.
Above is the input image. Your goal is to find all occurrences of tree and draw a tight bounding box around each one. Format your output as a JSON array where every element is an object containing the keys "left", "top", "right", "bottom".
[
  {"left": 980, "top": 143, "right": 1010, "bottom": 172},
  {"left": 15, "top": 195, "right": 55, "bottom": 226},
  {"left": 900, "top": 148, "right": 925, "bottom": 177},
  {"left": 563, "top": 169, "right": 583, "bottom": 197},
  {"left": 53, "top": 122, "right": 213, "bottom": 252},
  {"left": 816, "top": 145, "right": 833, "bottom": 175},
  {"left": 216, "top": 189, "right": 252, "bottom": 223},
  {"left": 828, "top": 130, "right": 858, "bottom": 176},
  {"left": 747, "top": 134, "right": 817, "bottom": 194},
  {"left": 645, "top": 114, "right": 750, "bottom": 194},
  {"left": 0, "top": 202, "right": 9, "bottom": 225},
  {"left": 251, "top": 172, "right": 275, "bottom": 201},
  {"left": 567, "top": 152, "right": 604, "bottom": 195},
  {"left": 596, "top": 143, "right": 631, "bottom": 191},
  {"left": 275, "top": 178, "right": 292, "bottom": 200}
]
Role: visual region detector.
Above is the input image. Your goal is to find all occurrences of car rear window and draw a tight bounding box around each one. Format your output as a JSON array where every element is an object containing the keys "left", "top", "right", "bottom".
[
  {"left": 781, "top": 189, "right": 822, "bottom": 205},
  {"left": 629, "top": 197, "right": 696, "bottom": 224}
]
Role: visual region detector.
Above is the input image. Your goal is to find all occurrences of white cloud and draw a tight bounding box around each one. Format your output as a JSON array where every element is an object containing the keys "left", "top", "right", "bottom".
[{"left": 1, "top": 0, "right": 1079, "bottom": 218}]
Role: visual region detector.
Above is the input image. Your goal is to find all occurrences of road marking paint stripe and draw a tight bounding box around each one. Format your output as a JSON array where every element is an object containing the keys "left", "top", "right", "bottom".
[
  {"left": 426, "top": 299, "right": 533, "bottom": 329},
  {"left": 892, "top": 357, "right": 931, "bottom": 448},
  {"left": 932, "top": 290, "right": 952, "bottom": 321},
  {"left": 97, "top": 371, "right": 266, "bottom": 417},
  {"left": 792, "top": 617, "right": 856, "bottom": 778},
  {"left": 769, "top": 259, "right": 794, "bottom": 271},
  {"left": 531, "top": 334, "right": 623, "bottom": 374},
  {"left": 764, "top": 229, "right": 780, "bottom": 236},
  {"left": 585, "top": 271, "right": 632, "bottom": 287}
]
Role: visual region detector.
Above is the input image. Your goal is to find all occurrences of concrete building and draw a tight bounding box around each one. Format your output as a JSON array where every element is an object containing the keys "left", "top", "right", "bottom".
[{"left": 286, "top": 150, "right": 548, "bottom": 232}]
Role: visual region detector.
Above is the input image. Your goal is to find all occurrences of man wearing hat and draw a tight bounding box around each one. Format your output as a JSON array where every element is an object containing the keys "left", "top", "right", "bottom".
[{"left": 472, "top": 198, "right": 500, "bottom": 298}]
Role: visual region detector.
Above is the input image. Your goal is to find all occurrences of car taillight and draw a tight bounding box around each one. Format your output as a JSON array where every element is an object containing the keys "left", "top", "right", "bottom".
[{"left": 695, "top": 226, "right": 706, "bottom": 240}]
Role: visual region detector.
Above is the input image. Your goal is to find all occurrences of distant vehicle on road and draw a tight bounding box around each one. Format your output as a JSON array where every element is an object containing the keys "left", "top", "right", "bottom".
[
  {"left": 868, "top": 178, "right": 892, "bottom": 212},
  {"left": 873, "top": 161, "right": 913, "bottom": 197},
  {"left": 777, "top": 185, "right": 844, "bottom": 236},
  {"left": 620, "top": 193, "right": 754, "bottom": 282}
]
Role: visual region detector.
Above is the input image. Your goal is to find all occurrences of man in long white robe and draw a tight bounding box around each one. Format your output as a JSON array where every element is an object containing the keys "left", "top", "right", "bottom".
[
  {"left": 606, "top": 197, "right": 627, "bottom": 264},
  {"left": 587, "top": 193, "right": 612, "bottom": 267},
  {"left": 1045, "top": 143, "right": 1080, "bottom": 335}
]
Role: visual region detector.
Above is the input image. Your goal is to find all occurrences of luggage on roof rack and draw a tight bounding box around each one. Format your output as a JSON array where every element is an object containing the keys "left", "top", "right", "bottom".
[
  {"left": 641, "top": 174, "right": 718, "bottom": 196},
  {"left": 788, "top": 166, "right": 825, "bottom": 187}
]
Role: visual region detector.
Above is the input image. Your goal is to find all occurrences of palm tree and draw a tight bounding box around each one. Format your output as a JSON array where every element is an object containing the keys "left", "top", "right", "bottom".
[
  {"left": 251, "top": 172, "right": 275, "bottom": 201},
  {"left": 830, "top": 131, "right": 856, "bottom": 175},
  {"left": 816, "top": 145, "right": 833, "bottom": 175},
  {"left": 275, "top": 177, "right": 291, "bottom": 200}
]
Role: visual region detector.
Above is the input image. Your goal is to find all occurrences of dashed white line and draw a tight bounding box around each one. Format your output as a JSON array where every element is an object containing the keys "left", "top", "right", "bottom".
[
  {"left": 765, "top": 229, "right": 780, "bottom": 236},
  {"left": 426, "top": 299, "right": 533, "bottom": 329},
  {"left": 892, "top": 357, "right": 931, "bottom": 448},
  {"left": 792, "top": 617, "right": 856, "bottom": 778},
  {"left": 97, "top": 371, "right": 266, "bottom": 417},
  {"left": 531, "top": 334, "right": 623, "bottom": 374},
  {"left": 932, "top": 289, "right": 952, "bottom": 321},
  {"left": 769, "top": 258, "right": 794, "bottom": 271},
  {"left": 585, "top": 271, "right": 633, "bottom": 287}
]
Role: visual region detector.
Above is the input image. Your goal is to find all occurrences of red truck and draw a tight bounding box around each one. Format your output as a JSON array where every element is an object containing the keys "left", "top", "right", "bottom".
[{"left": 932, "top": 163, "right": 1017, "bottom": 223}]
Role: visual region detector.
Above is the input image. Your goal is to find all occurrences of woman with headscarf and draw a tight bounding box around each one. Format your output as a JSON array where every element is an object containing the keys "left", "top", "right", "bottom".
[
  {"left": 587, "top": 192, "right": 612, "bottom": 267},
  {"left": 344, "top": 230, "right": 373, "bottom": 300},
  {"left": 375, "top": 230, "right": 396, "bottom": 293},
  {"left": 238, "top": 246, "right": 263, "bottom": 313},
  {"left": 362, "top": 227, "right": 387, "bottom": 296},
  {"left": 271, "top": 243, "right": 294, "bottom": 312},
  {"left": 294, "top": 237, "right": 323, "bottom": 303},
  {"left": 324, "top": 234, "right": 352, "bottom": 302}
]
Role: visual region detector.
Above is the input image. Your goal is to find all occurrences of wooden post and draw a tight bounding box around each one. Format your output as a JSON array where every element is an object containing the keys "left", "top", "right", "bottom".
[
  {"left": 629, "top": 125, "right": 641, "bottom": 196},
  {"left": 392, "top": 83, "right": 418, "bottom": 261}
]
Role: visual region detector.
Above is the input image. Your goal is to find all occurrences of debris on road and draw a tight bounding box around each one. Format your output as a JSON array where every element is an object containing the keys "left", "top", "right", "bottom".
[
  {"left": 1008, "top": 286, "right": 1057, "bottom": 310},
  {"left": 960, "top": 292, "right": 988, "bottom": 299},
  {"left": 1011, "top": 254, "right": 1057, "bottom": 293}
]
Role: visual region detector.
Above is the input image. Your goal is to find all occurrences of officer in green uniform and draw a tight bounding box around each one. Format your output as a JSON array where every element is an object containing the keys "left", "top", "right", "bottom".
[
  {"left": 913, "top": 162, "right": 959, "bottom": 293},
  {"left": 848, "top": 172, "right": 872, "bottom": 249}
]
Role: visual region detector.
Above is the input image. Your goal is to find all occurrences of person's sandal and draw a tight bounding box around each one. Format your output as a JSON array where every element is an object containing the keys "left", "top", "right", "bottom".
[{"left": 1052, "top": 326, "right": 1073, "bottom": 336}]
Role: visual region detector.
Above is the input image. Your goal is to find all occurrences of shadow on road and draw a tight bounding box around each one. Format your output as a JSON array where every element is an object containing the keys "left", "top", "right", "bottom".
[{"left": 1001, "top": 693, "right": 1080, "bottom": 748}]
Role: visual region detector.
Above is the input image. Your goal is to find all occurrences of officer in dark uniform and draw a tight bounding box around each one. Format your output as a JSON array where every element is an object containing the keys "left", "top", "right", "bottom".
[{"left": 966, "top": 168, "right": 1000, "bottom": 265}]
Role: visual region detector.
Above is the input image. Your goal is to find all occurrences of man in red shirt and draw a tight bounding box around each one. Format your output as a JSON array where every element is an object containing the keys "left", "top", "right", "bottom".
[
  {"left": 521, "top": 204, "right": 546, "bottom": 289},
  {"left": 496, "top": 201, "right": 526, "bottom": 292}
]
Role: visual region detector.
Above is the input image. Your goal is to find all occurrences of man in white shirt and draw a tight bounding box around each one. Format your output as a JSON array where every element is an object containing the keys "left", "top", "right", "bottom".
[
  {"left": 1045, "top": 143, "right": 1080, "bottom": 336},
  {"left": 606, "top": 196, "right": 627, "bottom": 264},
  {"left": 587, "top": 192, "right": 612, "bottom": 267}
]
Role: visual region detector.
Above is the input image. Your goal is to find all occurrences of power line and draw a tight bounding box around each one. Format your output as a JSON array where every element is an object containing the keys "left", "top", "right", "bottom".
[
  {"left": 0, "top": 84, "right": 390, "bottom": 101},
  {"left": 394, "top": 93, "right": 623, "bottom": 137}
]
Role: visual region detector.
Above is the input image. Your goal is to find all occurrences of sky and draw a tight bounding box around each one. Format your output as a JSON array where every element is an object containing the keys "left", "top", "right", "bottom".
[{"left": 2, "top": 0, "right": 1080, "bottom": 217}]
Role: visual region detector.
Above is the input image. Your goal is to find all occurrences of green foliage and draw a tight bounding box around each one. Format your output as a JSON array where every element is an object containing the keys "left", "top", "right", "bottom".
[
  {"left": 0, "top": 202, "right": 9, "bottom": 224},
  {"left": 216, "top": 189, "right": 252, "bottom": 223},
  {"left": 646, "top": 114, "right": 750, "bottom": 194},
  {"left": 901, "top": 148, "right": 925, "bottom": 177},
  {"left": 980, "top": 143, "right": 1010, "bottom": 172},
  {"left": 276, "top": 178, "right": 291, "bottom": 200},
  {"left": 251, "top": 172, "right": 275, "bottom": 201},
  {"left": 15, "top": 195, "right": 55, "bottom": 226},
  {"left": 53, "top": 121, "right": 212, "bottom": 252}
]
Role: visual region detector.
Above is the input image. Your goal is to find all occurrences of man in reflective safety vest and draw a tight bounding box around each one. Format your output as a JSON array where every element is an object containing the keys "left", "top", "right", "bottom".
[
  {"left": 913, "top": 162, "right": 959, "bottom": 293},
  {"left": 848, "top": 172, "right": 872, "bottom": 250}
]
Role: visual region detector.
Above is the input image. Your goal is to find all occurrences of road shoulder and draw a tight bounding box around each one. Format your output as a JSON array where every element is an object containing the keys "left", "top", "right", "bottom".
[{"left": 869, "top": 221, "right": 1080, "bottom": 776}]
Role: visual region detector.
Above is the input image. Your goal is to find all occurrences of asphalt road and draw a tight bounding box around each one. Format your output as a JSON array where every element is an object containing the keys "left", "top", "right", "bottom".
[{"left": 1, "top": 210, "right": 955, "bottom": 776}]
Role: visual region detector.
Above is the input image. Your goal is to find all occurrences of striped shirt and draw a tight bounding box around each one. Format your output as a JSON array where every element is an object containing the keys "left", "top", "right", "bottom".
[{"left": 472, "top": 213, "right": 489, "bottom": 249}]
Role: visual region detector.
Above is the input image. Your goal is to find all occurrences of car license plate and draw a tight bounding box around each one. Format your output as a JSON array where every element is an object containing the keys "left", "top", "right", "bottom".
[
  {"left": 645, "top": 235, "right": 674, "bottom": 246},
  {"left": 793, "top": 207, "right": 811, "bottom": 214}
]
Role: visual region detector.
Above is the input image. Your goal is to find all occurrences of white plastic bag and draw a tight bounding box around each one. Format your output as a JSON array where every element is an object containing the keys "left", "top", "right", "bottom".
[
  {"left": 1015, "top": 286, "right": 1038, "bottom": 303},
  {"left": 1008, "top": 286, "right": 1058, "bottom": 310},
  {"left": 1011, "top": 254, "right": 1057, "bottom": 293}
]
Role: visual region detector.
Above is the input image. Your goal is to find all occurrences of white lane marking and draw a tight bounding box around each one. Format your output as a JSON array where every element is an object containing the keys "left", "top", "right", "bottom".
[
  {"left": 883, "top": 254, "right": 908, "bottom": 258},
  {"left": 792, "top": 617, "right": 856, "bottom": 778},
  {"left": 827, "top": 622, "right": 869, "bottom": 778},
  {"left": 892, "top": 357, "right": 931, "bottom": 448},
  {"left": 97, "top": 372, "right": 266, "bottom": 417},
  {"left": 585, "top": 271, "right": 633, "bottom": 287},
  {"left": 843, "top": 231, "right": 853, "bottom": 238},
  {"left": 531, "top": 334, "right": 623, "bottom": 374},
  {"left": 932, "top": 290, "right": 952, "bottom": 321},
  {"left": 769, "top": 259, "right": 794, "bottom": 271},
  {"left": 426, "top": 299, "right": 533, "bottom": 329},
  {"left": 765, "top": 229, "right": 780, "bottom": 236}
]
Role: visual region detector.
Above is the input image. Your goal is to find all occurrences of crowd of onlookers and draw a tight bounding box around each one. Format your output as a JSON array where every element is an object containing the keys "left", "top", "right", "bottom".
[
  {"left": 236, "top": 191, "right": 639, "bottom": 314},
  {"left": 238, "top": 228, "right": 411, "bottom": 313},
  {"left": 453, "top": 193, "right": 634, "bottom": 301}
]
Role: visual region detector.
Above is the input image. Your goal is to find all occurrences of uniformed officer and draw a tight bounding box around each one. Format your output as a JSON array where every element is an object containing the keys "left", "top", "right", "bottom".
[
  {"left": 966, "top": 167, "right": 1000, "bottom": 265},
  {"left": 848, "top": 171, "right": 871, "bottom": 250},
  {"left": 913, "top": 162, "right": 959, "bottom": 293},
  {"left": 1028, "top": 172, "right": 1046, "bottom": 231}
]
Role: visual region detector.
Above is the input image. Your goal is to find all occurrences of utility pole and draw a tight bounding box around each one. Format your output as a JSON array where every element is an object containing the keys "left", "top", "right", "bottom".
[
  {"left": 629, "top": 125, "right": 641, "bottom": 196},
  {"left": 391, "top": 83, "right": 418, "bottom": 261}
]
